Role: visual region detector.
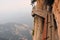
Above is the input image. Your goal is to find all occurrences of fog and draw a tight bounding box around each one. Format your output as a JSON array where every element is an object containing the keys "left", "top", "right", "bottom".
[{"left": 0, "top": 0, "right": 33, "bottom": 26}]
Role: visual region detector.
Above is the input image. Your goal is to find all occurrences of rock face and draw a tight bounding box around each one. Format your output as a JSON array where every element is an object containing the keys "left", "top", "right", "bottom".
[
  {"left": 53, "top": 0, "right": 60, "bottom": 39},
  {"left": 32, "top": 0, "right": 59, "bottom": 40}
]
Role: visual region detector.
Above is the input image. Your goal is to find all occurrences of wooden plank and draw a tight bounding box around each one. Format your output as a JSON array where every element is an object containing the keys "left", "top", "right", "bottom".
[{"left": 42, "top": 13, "right": 48, "bottom": 40}]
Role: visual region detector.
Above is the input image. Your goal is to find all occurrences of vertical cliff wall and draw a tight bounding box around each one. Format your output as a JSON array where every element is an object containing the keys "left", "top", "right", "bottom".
[
  {"left": 53, "top": 0, "right": 60, "bottom": 39},
  {"left": 32, "top": 0, "right": 59, "bottom": 40}
]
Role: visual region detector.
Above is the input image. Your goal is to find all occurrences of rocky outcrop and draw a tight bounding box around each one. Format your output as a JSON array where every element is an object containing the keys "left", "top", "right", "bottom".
[
  {"left": 32, "top": 0, "right": 59, "bottom": 40},
  {"left": 53, "top": 0, "right": 60, "bottom": 39}
]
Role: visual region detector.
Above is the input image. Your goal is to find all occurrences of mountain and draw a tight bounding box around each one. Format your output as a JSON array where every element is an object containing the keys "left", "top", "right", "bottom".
[{"left": 0, "top": 23, "right": 32, "bottom": 40}]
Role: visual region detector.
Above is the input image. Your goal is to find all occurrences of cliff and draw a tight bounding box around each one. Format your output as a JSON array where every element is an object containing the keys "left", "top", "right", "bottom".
[
  {"left": 53, "top": 0, "right": 60, "bottom": 39},
  {"left": 32, "top": 0, "right": 60, "bottom": 40}
]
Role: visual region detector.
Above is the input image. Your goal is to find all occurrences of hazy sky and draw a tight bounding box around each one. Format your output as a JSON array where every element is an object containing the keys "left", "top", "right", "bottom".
[{"left": 0, "top": 0, "right": 33, "bottom": 26}]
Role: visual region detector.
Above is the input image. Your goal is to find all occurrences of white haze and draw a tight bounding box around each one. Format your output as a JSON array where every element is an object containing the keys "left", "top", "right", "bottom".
[{"left": 0, "top": 0, "right": 33, "bottom": 27}]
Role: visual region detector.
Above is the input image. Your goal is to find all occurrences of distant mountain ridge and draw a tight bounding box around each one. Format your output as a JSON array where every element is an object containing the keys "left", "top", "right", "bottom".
[{"left": 0, "top": 23, "right": 32, "bottom": 40}]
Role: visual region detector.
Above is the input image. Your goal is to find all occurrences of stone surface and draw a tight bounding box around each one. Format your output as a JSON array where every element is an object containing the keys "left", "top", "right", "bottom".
[
  {"left": 32, "top": 0, "right": 59, "bottom": 40},
  {"left": 53, "top": 0, "right": 60, "bottom": 40}
]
